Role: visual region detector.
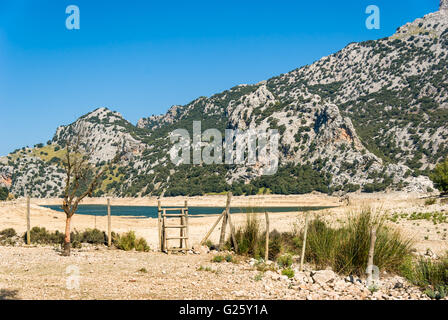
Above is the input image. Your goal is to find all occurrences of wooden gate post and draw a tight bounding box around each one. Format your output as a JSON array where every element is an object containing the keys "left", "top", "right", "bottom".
[
  {"left": 300, "top": 212, "right": 309, "bottom": 272},
  {"left": 158, "top": 200, "right": 162, "bottom": 251},
  {"left": 107, "top": 199, "right": 112, "bottom": 247},
  {"left": 200, "top": 210, "right": 225, "bottom": 245},
  {"left": 227, "top": 207, "right": 238, "bottom": 253},
  {"left": 26, "top": 196, "right": 31, "bottom": 245},
  {"left": 366, "top": 227, "right": 377, "bottom": 287},
  {"left": 180, "top": 200, "right": 188, "bottom": 249},
  {"left": 184, "top": 200, "right": 190, "bottom": 250},
  {"left": 264, "top": 211, "right": 270, "bottom": 262},
  {"left": 218, "top": 192, "right": 232, "bottom": 251}
]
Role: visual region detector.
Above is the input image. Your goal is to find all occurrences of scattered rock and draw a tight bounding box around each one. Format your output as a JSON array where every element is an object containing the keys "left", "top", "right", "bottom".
[
  {"left": 311, "top": 270, "right": 336, "bottom": 284},
  {"left": 192, "top": 245, "right": 209, "bottom": 255},
  {"left": 394, "top": 282, "right": 404, "bottom": 289}
]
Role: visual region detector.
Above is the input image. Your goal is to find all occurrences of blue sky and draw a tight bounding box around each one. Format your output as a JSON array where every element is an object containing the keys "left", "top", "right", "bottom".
[{"left": 0, "top": 0, "right": 439, "bottom": 155}]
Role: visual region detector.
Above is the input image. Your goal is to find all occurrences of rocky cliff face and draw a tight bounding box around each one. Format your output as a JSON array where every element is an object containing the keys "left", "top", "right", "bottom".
[
  {"left": 1, "top": 7, "right": 447, "bottom": 198},
  {"left": 441, "top": 0, "right": 448, "bottom": 11},
  {"left": 53, "top": 108, "right": 148, "bottom": 163}
]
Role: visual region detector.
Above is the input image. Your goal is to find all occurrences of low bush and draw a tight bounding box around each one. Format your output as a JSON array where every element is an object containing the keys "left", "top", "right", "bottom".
[
  {"left": 0, "top": 228, "right": 18, "bottom": 246},
  {"left": 212, "top": 255, "right": 225, "bottom": 263},
  {"left": 115, "top": 231, "right": 150, "bottom": 252},
  {"left": 115, "top": 231, "right": 136, "bottom": 251},
  {"left": 400, "top": 253, "right": 448, "bottom": 299},
  {"left": 232, "top": 211, "right": 262, "bottom": 257},
  {"left": 281, "top": 268, "right": 295, "bottom": 279},
  {"left": 0, "top": 187, "right": 8, "bottom": 201},
  {"left": 227, "top": 210, "right": 296, "bottom": 260},
  {"left": 25, "top": 227, "right": 107, "bottom": 247},
  {"left": 26, "top": 227, "right": 64, "bottom": 245},
  {"left": 299, "top": 210, "right": 414, "bottom": 275},
  {"left": 277, "top": 254, "right": 293, "bottom": 268},
  {"left": 0, "top": 228, "right": 17, "bottom": 239},
  {"left": 205, "top": 240, "right": 215, "bottom": 250},
  {"left": 80, "top": 229, "right": 106, "bottom": 244},
  {"left": 135, "top": 237, "right": 150, "bottom": 252},
  {"left": 229, "top": 209, "right": 413, "bottom": 277}
]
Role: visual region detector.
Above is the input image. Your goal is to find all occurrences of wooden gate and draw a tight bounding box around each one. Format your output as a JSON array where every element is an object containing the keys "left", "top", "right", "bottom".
[{"left": 158, "top": 200, "right": 190, "bottom": 253}]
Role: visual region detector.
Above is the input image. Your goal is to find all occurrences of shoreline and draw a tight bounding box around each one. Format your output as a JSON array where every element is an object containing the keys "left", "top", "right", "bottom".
[
  {"left": 32, "top": 193, "right": 342, "bottom": 208},
  {"left": 24, "top": 190, "right": 432, "bottom": 208}
]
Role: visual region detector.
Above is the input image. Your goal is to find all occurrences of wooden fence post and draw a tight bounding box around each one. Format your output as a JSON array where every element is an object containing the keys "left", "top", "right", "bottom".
[
  {"left": 107, "top": 198, "right": 112, "bottom": 247},
  {"left": 185, "top": 200, "right": 190, "bottom": 250},
  {"left": 264, "top": 211, "right": 270, "bottom": 262},
  {"left": 182, "top": 200, "right": 188, "bottom": 249},
  {"left": 218, "top": 192, "right": 232, "bottom": 251},
  {"left": 300, "top": 212, "right": 309, "bottom": 272},
  {"left": 26, "top": 197, "right": 31, "bottom": 245},
  {"left": 366, "top": 227, "right": 377, "bottom": 287},
  {"left": 158, "top": 200, "right": 162, "bottom": 252},
  {"left": 226, "top": 207, "right": 238, "bottom": 253},
  {"left": 200, "top": 210, "right": 225, "bottom": 245}
]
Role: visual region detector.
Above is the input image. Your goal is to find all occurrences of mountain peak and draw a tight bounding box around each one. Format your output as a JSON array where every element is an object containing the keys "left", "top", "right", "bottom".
[
  {"left": 392, "top": 8, "right": 448, "bottom": 40},
  {"left": 81, "top": 107, "right": 124, "bottom": 123},
  {"left": 441, "top": 0, "right": 448, "bottom": 11}
]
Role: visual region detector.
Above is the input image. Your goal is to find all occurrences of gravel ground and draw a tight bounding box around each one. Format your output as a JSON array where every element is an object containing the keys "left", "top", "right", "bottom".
[{"left": 0, "top": 245, "right": 440, "bottom": 300}]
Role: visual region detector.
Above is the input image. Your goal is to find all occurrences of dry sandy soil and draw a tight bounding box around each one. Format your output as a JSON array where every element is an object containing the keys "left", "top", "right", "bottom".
[
  {"left": 0, "top": 192, "right": 447, "bottom": 300},
  {"left": 0, "top": 245, "right": 433, "bottom": 300}
]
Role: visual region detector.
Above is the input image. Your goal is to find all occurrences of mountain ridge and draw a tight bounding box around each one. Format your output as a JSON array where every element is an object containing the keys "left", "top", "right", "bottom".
[{"left": 1, "top": 7, "right": 448, "bottom": 198}]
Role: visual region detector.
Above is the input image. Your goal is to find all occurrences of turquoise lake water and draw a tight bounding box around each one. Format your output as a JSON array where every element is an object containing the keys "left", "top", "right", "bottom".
[{"left": 43, "top": 205, "right": 333, "bottom": 218}]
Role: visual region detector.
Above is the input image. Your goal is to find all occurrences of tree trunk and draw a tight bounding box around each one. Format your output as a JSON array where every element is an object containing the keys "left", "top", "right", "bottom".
[{"left": 63, "top": 216, "right": 72, "bottom": 256}]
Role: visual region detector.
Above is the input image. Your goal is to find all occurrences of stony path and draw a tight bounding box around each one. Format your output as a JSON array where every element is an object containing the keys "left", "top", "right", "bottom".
[{"left": 0, "top": 246, "right": 438, "bottom": 300}]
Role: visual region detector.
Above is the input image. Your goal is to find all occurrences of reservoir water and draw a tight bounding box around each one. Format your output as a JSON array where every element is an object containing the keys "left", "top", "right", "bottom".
[{"left": 43, "top": 205, "right": 333, "bottom": 218}]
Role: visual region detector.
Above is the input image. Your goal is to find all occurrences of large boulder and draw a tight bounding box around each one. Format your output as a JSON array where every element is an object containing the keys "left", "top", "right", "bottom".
[{"left": 311, "top": 270, "right": 336, "bottom": 284}]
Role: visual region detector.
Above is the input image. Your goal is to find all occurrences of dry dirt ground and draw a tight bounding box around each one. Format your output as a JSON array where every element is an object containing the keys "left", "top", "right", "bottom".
[{"left": 0, "top": 246, "right": 434, "bottom": 300}]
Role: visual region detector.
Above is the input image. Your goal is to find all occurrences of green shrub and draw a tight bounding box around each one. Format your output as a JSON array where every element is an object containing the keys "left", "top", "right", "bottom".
[
  {"left": 0, "top": 187, "right": 8, "bottom": 201},
  {"left": 282, "top": 268, "right": 295, "bottom": 279},
  {"left": 27, "top": 227, "right": 64, "bottom": 245},
  {"left": 425, "top": 285, "right": 448, "bottom": 300},
  {"left": 430, "top": 158, "right": 448, "bottom": 193},
  {"left": 266, "top": 229, "right": 293, "bottom": 260},
  {"left": 81, "top": 229, "right": 106, "bottom": 244},
  {"left": 400, "top": 253, "right": 448, "bottom": 299},
  {"left": 0, "top": 228, "right": 17, "bottom": 238},
  {"left": 25, "top": 227, "right": 108, "bottom": 247},
  {"left": 227, "top": 209, "right": 412, "bottom": 277},
  {"left": 205, "top": 240, "right": 215, "bottom": 249},
  {"left": 254, "top": 273, "right": 264, "bottom": 281},
  {"left": 212, "top": 255, "right": 224, "bottom": 263},
  {"left": 424, "top": 198, "right": 437, "bottom": 206},
  {"left": 116, "top": 231, "right": 136, "bottom": 251},
  {"left": 301, "top": 218, "right": 338, "bottom": 270},
  {"left": 277, "top": 254, "right": 293, "bottom": 268},
  {"left": 135, "top": 237, "right": 150, "bottom": 252},
  {"left": 115, "top": 231, "right": 149, "bottom": 252},
  {"left": 110, "top": 231, "right": 120, "bottom": 246},
  {"left": 300, "top": 210, "right": 414, "bottom": 275},
  {"left": 232, "top": 211, "right": 262, "bottom": 257},
  {"left": 71, "top": 239, "right": 82, "bottom": 249}
]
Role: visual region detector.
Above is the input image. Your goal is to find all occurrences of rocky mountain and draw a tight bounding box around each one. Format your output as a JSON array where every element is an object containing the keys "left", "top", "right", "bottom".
[
  {"left": 1, "top": 4, "right": 448, "bottom": 198},
  {"left": 52, "top": 108, "right": 148, "bottom": 164}
]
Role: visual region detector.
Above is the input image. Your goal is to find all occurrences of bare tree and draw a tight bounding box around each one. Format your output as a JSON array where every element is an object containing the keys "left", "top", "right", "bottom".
[{"left": 61, "top": 135, "right": 117, "bottom": 256}]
